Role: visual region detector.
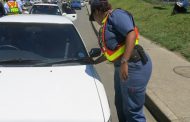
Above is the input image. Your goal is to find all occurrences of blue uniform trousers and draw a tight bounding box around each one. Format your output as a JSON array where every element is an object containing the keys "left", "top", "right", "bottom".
[{"left": 114, "top": 54, "right": 152, "bottom": 122}]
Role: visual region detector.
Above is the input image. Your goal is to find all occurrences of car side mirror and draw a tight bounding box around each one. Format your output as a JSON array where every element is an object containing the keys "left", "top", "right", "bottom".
[{"left": 89, "top": 48, "right": 101, "bottom": 57}]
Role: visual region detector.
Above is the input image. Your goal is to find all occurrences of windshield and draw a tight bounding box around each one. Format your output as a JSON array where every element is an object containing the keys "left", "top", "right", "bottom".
[
  {"left": 63, "top": 8, "right": 76, "bottom": 14},
  {"left": 30, "top": 5, "right": 62, "bottom": 15},
  {"left": 0, "top": 23, "right": 89, "bottom": 66}
]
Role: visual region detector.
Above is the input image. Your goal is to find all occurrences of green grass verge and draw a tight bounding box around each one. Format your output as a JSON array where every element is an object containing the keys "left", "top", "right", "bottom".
[{"left": 109, "top": 0, "right": 190, "bottom": 61}]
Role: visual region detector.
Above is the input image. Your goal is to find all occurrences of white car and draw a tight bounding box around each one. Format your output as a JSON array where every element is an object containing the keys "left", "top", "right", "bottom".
[
  {"left": 0, "top": 15, "right": 111, "bottom": 122},
  {"left": 62, "top": 7, "right": 77, "bottom": 21},
  {"left": 30, "top": 3, "right": 62, "bottom": 15},
  {"left": 30, "top": 3, "right": 77, "bottom": 21}
]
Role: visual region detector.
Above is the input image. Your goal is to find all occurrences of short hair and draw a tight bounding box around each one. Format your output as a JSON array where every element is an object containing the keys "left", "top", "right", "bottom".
[{"left": 89, "top": 1, "right": 112, "bottom": 21}]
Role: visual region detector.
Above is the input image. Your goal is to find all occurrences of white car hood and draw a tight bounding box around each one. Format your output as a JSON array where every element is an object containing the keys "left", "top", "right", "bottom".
[
  {"left": 0, "top": 65, "right": 104, "bottom": 122},
  {"left": 64, "top": 13, "right": 77, "bottom": 21}
]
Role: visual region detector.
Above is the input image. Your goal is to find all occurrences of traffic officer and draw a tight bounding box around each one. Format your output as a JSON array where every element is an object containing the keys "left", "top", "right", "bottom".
[
  {"left": 89, "top": 0, "right": 152, "bottom": 122},
  {"left": 4, "top": 0, "right": 22, "bottom": 15}
]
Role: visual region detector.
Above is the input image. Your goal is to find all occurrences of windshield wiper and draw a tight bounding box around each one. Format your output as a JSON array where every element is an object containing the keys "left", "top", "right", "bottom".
[
  {"left": 34, "top": 57, "right": 94, "bottom": 66},
  {"left": 0, "top": 59, "right": 44, "bottom": 64}
]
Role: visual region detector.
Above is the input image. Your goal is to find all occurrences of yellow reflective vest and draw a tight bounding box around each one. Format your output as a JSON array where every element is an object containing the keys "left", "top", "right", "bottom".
[
  {"left": 98, "top": 13, "right": 139, "bottom": 62},
  {"left": 7, "top": 1, "right": 19, "bottom": 14}
]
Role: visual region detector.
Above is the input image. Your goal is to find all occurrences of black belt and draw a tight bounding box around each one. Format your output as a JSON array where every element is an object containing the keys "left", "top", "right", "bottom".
[{"left": 128, "top": 45, "right": 148, "bottom": 65}]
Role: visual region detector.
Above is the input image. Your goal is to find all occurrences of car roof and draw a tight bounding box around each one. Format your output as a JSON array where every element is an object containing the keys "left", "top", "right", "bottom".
[
  {"left": 0, "top": 15, "right": 73, "bottom": 24},
  {"left": 33, "top": 3, "right": 58, "bottom": 6}
]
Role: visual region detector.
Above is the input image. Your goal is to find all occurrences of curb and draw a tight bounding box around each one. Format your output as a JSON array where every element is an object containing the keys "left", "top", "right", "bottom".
[
  {"left": 85, "top": 4, "right": 177, "bottom": 122},
  {"left": 145, "top": 88, "right": 178, "bottom": 122}
]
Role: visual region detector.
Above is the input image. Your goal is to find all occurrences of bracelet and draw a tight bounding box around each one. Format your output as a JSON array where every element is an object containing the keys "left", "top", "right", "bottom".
[{"left": 121, "top": 57, "right": 129, "bottom": 64}]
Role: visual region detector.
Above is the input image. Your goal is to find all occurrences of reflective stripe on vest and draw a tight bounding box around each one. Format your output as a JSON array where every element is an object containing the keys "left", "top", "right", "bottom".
[
  {"left": 7, "top": 1, "right": 19, "bottom": 14},
  {"left": 98, "top": 14, "right": 139, "bottom": 62}
]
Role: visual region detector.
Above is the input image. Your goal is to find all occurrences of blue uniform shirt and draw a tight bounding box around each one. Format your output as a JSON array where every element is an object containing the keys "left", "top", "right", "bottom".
[
  {"left": 104, "top": 9, "right": 135, "bottom": 50},
  {"left": 16, "top": 0, "right": 24, "bottom": 8}
]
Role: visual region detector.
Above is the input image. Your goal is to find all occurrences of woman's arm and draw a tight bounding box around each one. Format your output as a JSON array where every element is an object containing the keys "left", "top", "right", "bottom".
[{"left": 120, "top": 30, "right": 136, "bottom": 80}]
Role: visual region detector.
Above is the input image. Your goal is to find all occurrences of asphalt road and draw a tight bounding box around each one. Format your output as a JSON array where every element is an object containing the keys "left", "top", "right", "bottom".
[{"left": 73, "top": 6, "right": 157, "bottom": 122}]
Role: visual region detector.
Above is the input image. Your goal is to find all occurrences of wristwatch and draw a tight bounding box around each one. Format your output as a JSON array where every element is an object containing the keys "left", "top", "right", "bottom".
[{"left": 121, "top": 57, "right": 129, "bottom": 64}]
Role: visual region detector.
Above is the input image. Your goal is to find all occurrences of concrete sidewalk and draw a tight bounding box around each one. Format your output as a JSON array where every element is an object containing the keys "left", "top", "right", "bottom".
[{"left": 86, "top": 5, "right": 190, "bottom": 122}]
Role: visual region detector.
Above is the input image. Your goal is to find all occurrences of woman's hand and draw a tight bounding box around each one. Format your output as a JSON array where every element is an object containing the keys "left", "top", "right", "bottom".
[
  {"left": 119, "top": 30, "right": 136, "bottom": 81},
  {"left": 120, "top": 62, "right": 128, "bottom": 81}
]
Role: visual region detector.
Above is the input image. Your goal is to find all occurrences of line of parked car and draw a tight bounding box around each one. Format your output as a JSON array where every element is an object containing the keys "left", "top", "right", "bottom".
[
  {"left": 62, "top": 0, "right": 87, "bottom": 10},
  {"left": 28, "top": 2, "right": 77, "bottom": 21},
  {"left": 21, "top": 0, "right": 89, "bottom": 21}
]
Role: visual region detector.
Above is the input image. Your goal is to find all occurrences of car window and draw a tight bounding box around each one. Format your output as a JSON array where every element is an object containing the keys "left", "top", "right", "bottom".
[
  {"left": 0, "top": 23, "right": 88, "bottom": 61},
  {"left": 63, "top": 8, "right": 76, "bottom": 14},
  {"left": 30, "top": 5, "right": 62, "bottom": 15}
]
